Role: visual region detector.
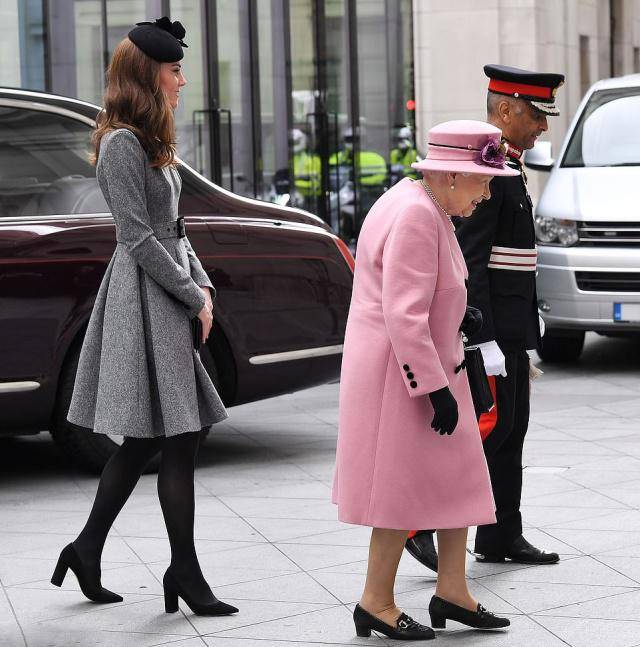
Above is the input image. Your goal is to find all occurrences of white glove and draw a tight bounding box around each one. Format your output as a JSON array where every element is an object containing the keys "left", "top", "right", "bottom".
[
  {"left": 538, "top": 313, "right": 546, "bottom": 337},
  {"left": 477, "top": 340, "right": 507, "bottom": 377},
  {"left": 529, "top": 359, "right": 544, "bottom": 381}
]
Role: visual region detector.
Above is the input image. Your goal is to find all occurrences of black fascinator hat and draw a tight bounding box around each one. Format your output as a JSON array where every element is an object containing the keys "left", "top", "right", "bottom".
[{"left": 128, "top": 17, "right": 188, "bottom": 62}]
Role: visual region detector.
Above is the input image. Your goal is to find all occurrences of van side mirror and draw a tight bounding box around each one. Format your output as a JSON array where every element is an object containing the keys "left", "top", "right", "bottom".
[{"left": 524, "top": 140, "right": 554, "bottom": 172}]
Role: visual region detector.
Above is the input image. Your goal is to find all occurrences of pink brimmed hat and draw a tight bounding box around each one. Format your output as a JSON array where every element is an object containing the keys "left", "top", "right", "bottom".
[{"left": 411, "top": 120, "right": 519, "bottom": 177}]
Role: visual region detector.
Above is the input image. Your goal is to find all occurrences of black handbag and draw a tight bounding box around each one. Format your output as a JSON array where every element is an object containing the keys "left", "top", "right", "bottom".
[
  {"left": 463, "top": 346, "right": 494, "bottom": 417},
  {"left": 191, "top": 317, "right": 203, "bottom": 352}
]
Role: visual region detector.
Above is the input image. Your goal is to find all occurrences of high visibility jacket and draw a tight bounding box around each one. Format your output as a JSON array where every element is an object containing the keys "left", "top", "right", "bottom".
[
  {"left": 329, "top": 149, "right": 387, "bottom": 186},
  {"left": 390, "top": 147, "right": 418, "bottom": 178},
  {"left": 293, "top": 152, "right": 322, "bottom": 196}
]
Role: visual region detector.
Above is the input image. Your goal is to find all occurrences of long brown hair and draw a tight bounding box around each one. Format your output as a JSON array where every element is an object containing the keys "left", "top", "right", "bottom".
[{"left": 91, "top": 38, "right": 176, "bottom": 168}]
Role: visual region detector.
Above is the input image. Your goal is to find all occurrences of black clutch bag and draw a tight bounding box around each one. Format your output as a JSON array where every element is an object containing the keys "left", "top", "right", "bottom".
[
  {"left": 464, "top": 346, "right": 494, "bottom": 417},
  {"left": 191, "top": 317, "right": 203, "bottom": 352}
]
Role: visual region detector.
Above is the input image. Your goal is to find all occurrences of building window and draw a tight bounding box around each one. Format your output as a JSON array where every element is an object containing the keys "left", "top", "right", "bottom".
[
  {"left": 1, "top": 0, "right": 46, "bottom": 90},
  {"left": 48, "top": 0, "right": 104, "bottom": 104},
  {"left": 580, "top": 35, "right": 590, "bottom": 97},
  {"left": 11, "top": 0, "right": 413, "bottom": 243},
  {"left": 634, "top": 47, "right": 640, "bottom": 74}
]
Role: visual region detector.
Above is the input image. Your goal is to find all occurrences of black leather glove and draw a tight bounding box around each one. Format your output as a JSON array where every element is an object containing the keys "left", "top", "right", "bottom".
[
  {"left": 428, "top": 386, "right": 459, "bottom": 436},
  {"left": 460, "top": 305, "right": 483, "bottom": 337}
]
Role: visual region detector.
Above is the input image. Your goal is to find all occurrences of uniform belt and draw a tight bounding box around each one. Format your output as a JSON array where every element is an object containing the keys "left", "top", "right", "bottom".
[{"left": 152, "top": 217, "right": 186, "bottom": 240}]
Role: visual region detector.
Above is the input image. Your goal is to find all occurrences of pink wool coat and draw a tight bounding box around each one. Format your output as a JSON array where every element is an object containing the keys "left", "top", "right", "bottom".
[{"left": 332, "top": 178, "right": 496, "bottom": 530}]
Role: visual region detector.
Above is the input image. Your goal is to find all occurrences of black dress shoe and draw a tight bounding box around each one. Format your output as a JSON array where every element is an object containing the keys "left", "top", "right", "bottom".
[
  {"left": 405, "top": 530, "right": 438, "bottom": 573},
  {"left": 428, "top": 595, "right": 510, "bottom": 630},
  {"left": 163, "top": 568, "right": 238, "bottom": 616},
  {"left": 353, "top": 604, "right": 435, "bottom": 640},
  {"left": 476, "top": 536, "right": 560, "bottom": 565},
  {"left": 51, "top": 543, "right": 123, "bottom": 603}
]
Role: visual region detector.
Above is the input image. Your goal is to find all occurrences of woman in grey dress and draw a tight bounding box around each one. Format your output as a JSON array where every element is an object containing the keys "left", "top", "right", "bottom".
[{"left": 50, "top": 17, "right": 237, "bottom": 617}]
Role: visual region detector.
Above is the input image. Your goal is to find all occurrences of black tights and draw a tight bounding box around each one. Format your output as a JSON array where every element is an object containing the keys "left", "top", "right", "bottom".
[{"left": 74, "top": 431, "right": 214, "bottom": 601}]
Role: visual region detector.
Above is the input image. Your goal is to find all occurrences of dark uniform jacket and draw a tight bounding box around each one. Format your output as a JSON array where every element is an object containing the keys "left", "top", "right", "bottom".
[{"left": 455, "top": 155, "right": 541, "bottom": 352}]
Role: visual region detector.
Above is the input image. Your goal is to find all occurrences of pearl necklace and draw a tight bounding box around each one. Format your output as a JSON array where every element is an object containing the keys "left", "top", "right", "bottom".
[{"left": 419, "top": 180, "right": 455, "bottom": 230}]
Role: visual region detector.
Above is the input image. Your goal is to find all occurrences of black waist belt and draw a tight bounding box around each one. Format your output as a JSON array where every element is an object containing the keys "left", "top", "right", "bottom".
[{"left": 152, "top": 216, "right": 186, "bottom": 240}]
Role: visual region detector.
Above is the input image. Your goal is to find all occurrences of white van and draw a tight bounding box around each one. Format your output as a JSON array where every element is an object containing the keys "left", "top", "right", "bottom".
[{"left": 525, "top": 73, "right": 640, "bottom": 362}]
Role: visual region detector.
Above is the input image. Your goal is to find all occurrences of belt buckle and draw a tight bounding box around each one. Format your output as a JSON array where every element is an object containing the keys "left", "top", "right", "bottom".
[{"left": 176, "top": 216, "right": 186, "bottom": 238}]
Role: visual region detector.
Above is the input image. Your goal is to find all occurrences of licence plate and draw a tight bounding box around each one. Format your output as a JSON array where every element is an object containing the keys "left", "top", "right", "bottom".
[{"left": 613, "top": 303, "right": 640, "bottom": 323}]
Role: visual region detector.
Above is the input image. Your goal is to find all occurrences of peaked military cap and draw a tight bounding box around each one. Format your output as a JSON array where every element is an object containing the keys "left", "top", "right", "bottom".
[
  {"left": 128, "top": 16, "right": 188, "bottom": 62},
  {"left": 484, "top": 64, "right": 565, "bottom": 116}
]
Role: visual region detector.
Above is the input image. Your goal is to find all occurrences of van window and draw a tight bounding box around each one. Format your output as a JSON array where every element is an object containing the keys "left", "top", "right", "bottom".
[
  {"left": 562, "top": 88, "right": 640, "bottom": 168},
  {"left": 0, "top": 106, "right": 108, "bottom": 217}
]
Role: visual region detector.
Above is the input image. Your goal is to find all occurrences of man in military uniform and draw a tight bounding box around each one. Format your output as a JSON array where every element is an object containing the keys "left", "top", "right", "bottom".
[{"left": 406, "top": 65, "right": 564, "bottom": 572}]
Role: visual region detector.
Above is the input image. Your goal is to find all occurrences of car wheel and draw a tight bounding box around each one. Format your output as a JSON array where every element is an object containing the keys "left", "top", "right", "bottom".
[
  {"left": 538, "top": 329, "right": 585, "bottom": 363},
  {"left": 51, "top": 343, "right": 215, "bottom": 474}
]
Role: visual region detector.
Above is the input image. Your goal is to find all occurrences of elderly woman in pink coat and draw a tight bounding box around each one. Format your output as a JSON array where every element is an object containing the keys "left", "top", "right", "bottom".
[{"left": 332, "top": 121, "right": 519, "bottom": 640}]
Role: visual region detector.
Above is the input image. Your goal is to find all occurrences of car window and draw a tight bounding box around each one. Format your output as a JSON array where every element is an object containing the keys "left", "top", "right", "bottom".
[
  {"left": 0, "top": 105, "right": 108, "bottom": 217},
  {"left": 562, "top": 87, "right": 640, "bottom": 168}
]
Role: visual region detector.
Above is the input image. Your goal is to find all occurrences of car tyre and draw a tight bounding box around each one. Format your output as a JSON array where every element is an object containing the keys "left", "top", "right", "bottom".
[
  {"left": 51, "top": 342, "right": 215, "bottom": 474},
  {"left": 538, "top": 329, "right": 585, "bottom": 363}
]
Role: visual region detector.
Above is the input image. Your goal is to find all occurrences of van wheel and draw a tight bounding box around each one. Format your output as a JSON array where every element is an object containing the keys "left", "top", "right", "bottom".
[
  {"left": 538, "top": 329, "right": 585, "bottom": 363},
  {"left": 51, "top": 344, "right": 214, "bottom": 475}
]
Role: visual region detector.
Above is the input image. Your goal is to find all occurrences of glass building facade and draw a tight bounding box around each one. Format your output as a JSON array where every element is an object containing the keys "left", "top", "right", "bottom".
[{"left": 4, "top": 0, "right": 415, "bottom": 240}]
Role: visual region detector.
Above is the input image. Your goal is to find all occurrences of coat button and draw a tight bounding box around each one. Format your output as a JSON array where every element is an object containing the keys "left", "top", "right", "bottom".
[
  {"left": 407, "top": 372, "right": 414, "bottom": 379},
  {"left": 403, "top": 364, "right": 410, "bottom": 371},
  {"left": 410, "top": 381, "right": 417, "bottom": 388}
]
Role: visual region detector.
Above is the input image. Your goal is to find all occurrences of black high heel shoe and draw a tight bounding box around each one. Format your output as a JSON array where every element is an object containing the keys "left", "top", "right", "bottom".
[
  {"left": 428, "top": 595, "right": 510, "bottom": 630},
  {"left": 353, "top": 604, "right": 435, "bottom": 641},
  {"left": 163, "top": 568, "right": 238, "bottom": 616},
  {"left": 50, "top": 543, "right": 123, "bottom": 603}
]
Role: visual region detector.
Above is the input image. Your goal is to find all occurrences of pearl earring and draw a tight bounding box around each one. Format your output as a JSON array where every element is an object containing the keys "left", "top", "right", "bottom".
[{"left": 450, "top": 183, "right": 455, "bottom": 190}]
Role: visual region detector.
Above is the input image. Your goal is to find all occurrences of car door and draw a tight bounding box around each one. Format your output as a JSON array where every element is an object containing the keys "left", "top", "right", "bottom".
[{"left": 0, "top": 101, "right": 109, "bottom": 429}]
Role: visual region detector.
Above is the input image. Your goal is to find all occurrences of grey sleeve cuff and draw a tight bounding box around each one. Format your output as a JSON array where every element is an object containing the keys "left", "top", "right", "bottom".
[
  {"left": 186, "top": 284, "right": 206, "bottom": 318},
  {"left": 129, "top": 235, "right": 205, "bottom": 316},
  {"left": 190, "top": 264, "right": 214, "bottom": 290}
]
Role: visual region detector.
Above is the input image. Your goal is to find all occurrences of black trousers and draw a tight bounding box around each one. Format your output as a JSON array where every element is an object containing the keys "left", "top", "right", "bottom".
[{"left": 474, "top": 349, "right": 530, "bottom": 555}]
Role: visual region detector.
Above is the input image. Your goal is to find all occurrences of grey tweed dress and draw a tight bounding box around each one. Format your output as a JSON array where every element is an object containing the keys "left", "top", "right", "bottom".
[{"left": 67, "top": 128, "right": 228, "bottom": 437}]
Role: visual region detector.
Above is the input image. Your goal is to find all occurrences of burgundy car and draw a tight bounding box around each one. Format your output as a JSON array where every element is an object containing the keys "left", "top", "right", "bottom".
[{"left": 0, "top": 88, "right": 354, "bottom": 472}]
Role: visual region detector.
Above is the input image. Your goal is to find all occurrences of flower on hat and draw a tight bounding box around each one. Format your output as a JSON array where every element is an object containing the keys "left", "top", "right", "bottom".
[
  {"left": 480, "top": 139, "right": 507, "bottom": 168},
  {"left": 136, "top": 17, "right": 188, "bottom": 47}
]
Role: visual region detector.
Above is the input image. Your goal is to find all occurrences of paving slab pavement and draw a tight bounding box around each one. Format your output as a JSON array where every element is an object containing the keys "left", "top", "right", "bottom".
[{"left": 1, "top": 333, "right": 639, "bottom": 646}]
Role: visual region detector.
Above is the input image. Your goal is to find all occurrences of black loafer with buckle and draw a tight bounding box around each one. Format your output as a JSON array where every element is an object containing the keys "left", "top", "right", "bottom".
[
  {"left": 429, "top": 595, "right": 510, "bottom": 630},
  {"left": 353, "top": 604, "right": 435, "bottom": 641}
]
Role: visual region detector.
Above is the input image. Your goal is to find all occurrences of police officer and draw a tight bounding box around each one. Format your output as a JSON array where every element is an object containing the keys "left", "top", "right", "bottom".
[
  {"left": 291, "top": 128, "right": 321, "bottom": 210},
  {"left": 389, "top": 126, "right": 418, "bottom": 184},
  {"left": 330, "top": 127, "right": 388, "bottom": 238},
  {"left": 329, "top": 127, "right": 388, "bottom": 188},
  {"left": 406, "top": 64, "right": 565, "bottom": 572}
]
